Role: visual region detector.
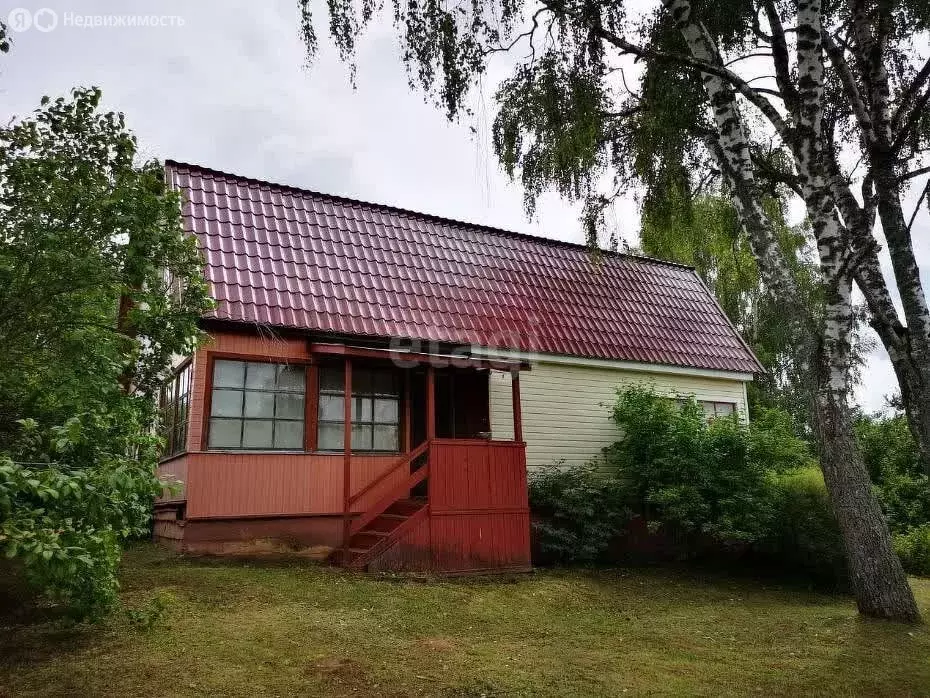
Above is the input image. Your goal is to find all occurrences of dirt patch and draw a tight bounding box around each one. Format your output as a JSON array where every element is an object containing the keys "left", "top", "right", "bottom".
[{"left": 184, "top": 538, "right": 333, "bottom": 560}]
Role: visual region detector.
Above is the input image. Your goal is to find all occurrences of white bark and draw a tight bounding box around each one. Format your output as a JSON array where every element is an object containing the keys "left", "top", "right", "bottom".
[{"left": 661, "top": 0, "right": 801, "bottom": 312}]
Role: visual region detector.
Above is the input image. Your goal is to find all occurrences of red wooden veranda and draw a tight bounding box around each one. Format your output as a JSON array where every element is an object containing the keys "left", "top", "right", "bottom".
[{"left": 309, "top": 343, "right": 532, "bottom": 574}]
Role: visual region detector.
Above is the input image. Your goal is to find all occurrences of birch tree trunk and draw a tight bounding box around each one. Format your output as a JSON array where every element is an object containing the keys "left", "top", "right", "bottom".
[
  {"left": 663, "top": 0, "right": 920, "bottom": 622},
  {"left": 814, "top": 286, "right": 920, "bottom": 621}
]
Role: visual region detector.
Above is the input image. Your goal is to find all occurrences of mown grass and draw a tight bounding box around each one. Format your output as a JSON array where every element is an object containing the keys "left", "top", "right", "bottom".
[{"left": 2, "top": 544, "right": 930, "bottom": 697}]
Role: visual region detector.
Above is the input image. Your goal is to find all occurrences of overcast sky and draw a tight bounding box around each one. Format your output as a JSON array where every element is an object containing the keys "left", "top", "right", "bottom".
[{"left": 2, "top": 0, "right": 923, "bottom": 412}]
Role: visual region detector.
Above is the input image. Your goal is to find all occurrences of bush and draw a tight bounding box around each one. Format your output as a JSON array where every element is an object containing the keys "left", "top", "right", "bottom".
[
  {"left": 763, "top": 467, "right": 845, "bottom": 585},
  {"left": 893, "top": 526, "right": 930, "bottom": 577},
  {"left": 604, "top": 388, "right": 776, "bottom": 545},
  {"left": 856, "top": 414, "right": 930, "bottom": 534},
  {"left": 528, "top": 462, "right": 630, "bottom": 564},
  {"left": 0, "top": 407, "right": 163, "bottom": 619}
]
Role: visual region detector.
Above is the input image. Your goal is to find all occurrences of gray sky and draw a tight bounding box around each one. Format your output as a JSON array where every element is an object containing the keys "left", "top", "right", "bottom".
[{"left": 2, "top": 0, "right": 921, "bottom": 412}]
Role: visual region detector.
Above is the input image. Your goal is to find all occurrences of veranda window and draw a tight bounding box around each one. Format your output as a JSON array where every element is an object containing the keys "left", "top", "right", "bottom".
[
  {"left": 317, "top": 366, "right": 400, "bottom": 452},
  {"left": 160, "top": 362, "right": 192, "bottom": 458},
  {"left": 208, "top": 360, "right": 306, "bottom": 450}
]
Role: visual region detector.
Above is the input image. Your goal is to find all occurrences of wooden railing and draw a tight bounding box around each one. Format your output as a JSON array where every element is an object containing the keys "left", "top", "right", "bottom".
[
  {"left": 347, "top": 440, "right": 428, "bottom": 512},
  {"left": 347, "top": 440, "right": 430, "bottom": 538}
]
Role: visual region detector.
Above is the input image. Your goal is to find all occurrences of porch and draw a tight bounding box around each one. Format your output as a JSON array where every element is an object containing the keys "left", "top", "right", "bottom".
[{"left": 154, "top": 333, "right": 532, "bottom": 574}]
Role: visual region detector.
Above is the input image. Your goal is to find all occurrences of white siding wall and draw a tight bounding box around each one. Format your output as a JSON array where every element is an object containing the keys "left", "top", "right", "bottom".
[{"left": 489, "top": 360, "right": 750, "bottom": 468}]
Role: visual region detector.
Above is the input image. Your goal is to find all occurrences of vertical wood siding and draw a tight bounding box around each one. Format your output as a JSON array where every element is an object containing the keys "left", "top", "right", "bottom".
[
  {"left": 375, "top": 440, "right": 531, "bottom": 573},
  {"left": 430, "top": 440, "right": 528, "bottom": 512},
  {"left": 489, "top": 361, "right": 751, "bottom": 468}
]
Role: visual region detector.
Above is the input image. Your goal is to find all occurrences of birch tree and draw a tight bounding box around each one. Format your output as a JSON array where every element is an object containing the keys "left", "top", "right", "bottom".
[{"left": 300, "top": 0, "right": 928, "bottom": 621}]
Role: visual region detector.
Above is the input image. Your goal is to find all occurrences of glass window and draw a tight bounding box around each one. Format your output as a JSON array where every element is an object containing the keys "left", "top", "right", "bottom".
[
  {"left": 207, "top": 360, "right": 306, "bottom": 450},
  {"left": 317, "top": 366, "right": 401, "bottom": 452},
  {"left": 675, "top": 399, "right": 739, "bottom": 422},
  {"left": 159, "top": 362, "right": 193, "bottom": 458}
]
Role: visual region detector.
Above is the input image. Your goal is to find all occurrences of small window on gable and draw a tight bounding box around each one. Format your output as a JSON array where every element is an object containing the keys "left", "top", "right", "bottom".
[
  {"left": 207, "top": 360, "right": 306, "bottom": 450},
  {"left": 700, "top": 400, "right": 736, "bottom": 421},
  {"left": 676, "top": 398, "right": 738, "bottom": 422}
]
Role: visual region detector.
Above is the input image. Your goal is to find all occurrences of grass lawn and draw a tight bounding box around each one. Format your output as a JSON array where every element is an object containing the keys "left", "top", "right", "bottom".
[{"left": 2, "top": 545, "right": 930, "bottom": 697}]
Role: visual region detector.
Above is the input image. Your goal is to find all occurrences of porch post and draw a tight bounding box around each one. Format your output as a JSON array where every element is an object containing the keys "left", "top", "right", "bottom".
[
  {"left": 342, "top": 357, "right": 352, "bottom": 559},
  {"left": 404, "top": 369, "right": 412, "bottom": 451},
  {"left": 511, "top": 370, "right": 523, "bottom": 442},
  {"left": 426, "top": 364, "right": 436, "bottom": 441}
]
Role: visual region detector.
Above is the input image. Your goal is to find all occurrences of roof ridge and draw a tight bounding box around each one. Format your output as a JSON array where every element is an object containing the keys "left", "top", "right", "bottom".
[{"left": 164, "top": 159, "right": 694, "bottom": 272}]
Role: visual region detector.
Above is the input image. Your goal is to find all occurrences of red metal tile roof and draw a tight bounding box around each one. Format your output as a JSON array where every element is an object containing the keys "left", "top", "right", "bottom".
[{"left": 166, "top": 161, "right": 762, "bottom": 374}]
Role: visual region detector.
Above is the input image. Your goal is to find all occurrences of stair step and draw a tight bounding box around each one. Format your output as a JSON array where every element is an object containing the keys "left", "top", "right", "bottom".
[
  {"left": 350, "top": 531, "right": 389, "bottom": 548},
  {"left": 385, "top": 499, "right": 426, "bottom": 517},
  {"left": 365, "top": 514, "right": 408, "bottom": 533}
]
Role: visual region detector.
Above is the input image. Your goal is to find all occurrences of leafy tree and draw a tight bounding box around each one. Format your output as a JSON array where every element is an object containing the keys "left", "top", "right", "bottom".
[
  {"left": 640, "top": 194, "right": 817, "bottom": 421},
  {"left": 302, "top": 0, "right": 930, "bottom": 620},
  {"left": 0, "top": 88, "right": 210, "bottom": 617}
]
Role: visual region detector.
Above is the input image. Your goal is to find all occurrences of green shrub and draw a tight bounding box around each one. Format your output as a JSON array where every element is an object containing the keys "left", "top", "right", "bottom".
[
  {"left": 604, "top": 388, "right": 775, "bottom": 545},
  {"left": 763, "top": 467, "right": 845, "bottom": 584},
  {"left": 0, "top": 408, "right": 163, "bottom": 619},
  {"left": 528, "top": 463, "right": 630, "bottom": 563},
  {"left": 747, "top": 407, "right": 816, "bottom": 473},
  {"left": 893, "top": 526, "right": 930, "bottom": 577},
  {"left": 856, "top": 414, "right": 930, "bottom": 534}
]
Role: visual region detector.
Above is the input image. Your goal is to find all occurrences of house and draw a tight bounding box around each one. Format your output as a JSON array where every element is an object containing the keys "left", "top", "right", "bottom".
[{"left": 154, "top": 161, "right": 762, "bottom": 573}]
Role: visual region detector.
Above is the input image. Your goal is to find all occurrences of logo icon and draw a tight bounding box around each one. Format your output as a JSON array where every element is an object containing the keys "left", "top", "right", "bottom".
[
  {"left": 7, "top": 7, "right": 32, "bottom": 32},
  {"left": 33, "top": 8, "right": 57, "bottom": 32}
]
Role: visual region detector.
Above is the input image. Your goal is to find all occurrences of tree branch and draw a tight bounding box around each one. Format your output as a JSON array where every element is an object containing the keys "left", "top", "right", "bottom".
[
  {"left": 537, "top": 0, "right": 793, "bottom": 143},
  {"left": 822, "top": 30, "right": 875, "bottom": 145},
  {"left": 891, "top": 57, "right": 930, "bottom": 134},
  {"left": 906, "top": 179, "right": 930, "bottom": 234},
  {"left": 763, "top": 0, "right": 800, "bottom": 115},
  {"left": 899, "top": 164, "right": 930, "bottom": 182},
  {"left": 891, "top": 83, "right": 930, "bottom": 155}
]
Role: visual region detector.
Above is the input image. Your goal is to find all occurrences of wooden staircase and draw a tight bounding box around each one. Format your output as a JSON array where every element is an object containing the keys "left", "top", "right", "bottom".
[
  {"left": 332, "top": 497, "right": 428, "bottom": 569},
  {"left": 330, "top": 441, "right": 430, "bottom": 571}
]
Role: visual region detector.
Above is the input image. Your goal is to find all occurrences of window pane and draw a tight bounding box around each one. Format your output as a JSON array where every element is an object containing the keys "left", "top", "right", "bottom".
[
  {"left": 318, "top": 422, "right": 344, "bottom": 450},
  {"left": 351, "top": 423, "right": 373, "bottom": 450},
  {"left": 211, "top": 389, "right": 244, "bottom": 417},
  {"left": 246, "top": 362, "right": 276, "bottom": 390},
  {"left": 243, "top": 420, "right": 274, "bottom": 448},
  {"left": 319, "top": 394, "right": 344, "bottom": 421},
  {"left": 353, "top": 397, "right": 372, "bottom": 422},
  {"left": 715, "top": 402, "right": 735, "bottom": 417},
  {"left": 373, "top": 425, "right": 399, "bottom": 451},
  {"left": 244, "top": 390, "right": 275, "bottom": 418},
  {"left": 319, "top": 367, "right": 344, "bottom": 392},
  {"left": 352, "top": 368, "right": 372, "bottom": 394},
  {"left": 701, "top": 401, "right": 717, "bottom": 419},
  {"left": 278, "top": 364, "right": 305, "bottom": 392},
  {"left": 373, "top": 398, "right": 398, "bottom": 423},
  {"left": 209, "top": 418, "right": 242, "bottom": 448},
  {"left": 276, "top": 392, "right": 305, "bottom": 420},
  {"left": 274, "top": 420, "right": 304, "bottom": 449},
  {"left": 371, "top": 370, "right": 397, "bottom": 396},
  {"left": 214, "top": 360, "right": 245, "bottom": 388}
]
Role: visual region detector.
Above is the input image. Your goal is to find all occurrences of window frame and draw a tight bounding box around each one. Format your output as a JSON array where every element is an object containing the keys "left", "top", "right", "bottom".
[
  {"left": 674, "top": 398, "right": 739, "bottom": 422},
  {"left": 159, "top": 359, "right": 193, "bottom": 460},
  {"left": 316, "top": 364, "right": 402, "bottom": 454},
  {"left": 204, "top": 356, "right": 308, "bottom": 452},
  {"left": 702, "top": 401, "right": 737, "bottom": 420}
]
